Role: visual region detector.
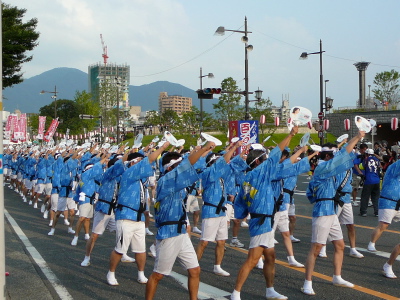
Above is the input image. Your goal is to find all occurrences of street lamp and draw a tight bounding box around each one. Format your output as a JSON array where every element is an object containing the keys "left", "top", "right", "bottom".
[
  {"left": 300, "top": 39, "right": 325, "bottom": 145},
  {"left": 40, "top": 86, "right": 58, "bottom": 119},
  {"left": 215, "top": 16, "right": 254, "bottom": 120},
  {"left": 199, "top": 67, "right": 214, "bottom": 133}
]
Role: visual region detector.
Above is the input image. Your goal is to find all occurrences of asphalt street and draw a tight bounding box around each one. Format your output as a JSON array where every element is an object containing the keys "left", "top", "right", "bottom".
[{"left": 4, "top": 174, "right": 400, "bottom": 300}]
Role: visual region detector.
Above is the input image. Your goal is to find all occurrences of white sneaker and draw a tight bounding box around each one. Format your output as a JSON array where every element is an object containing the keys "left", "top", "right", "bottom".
[
  {"left": 368, "top": 242, "right": 377, "bottom": 252},
  {"left": 230, "top": 239, "right": 244, "bottom": 248},
  {"left": 148, "top": 244, "right": 157, "bottom": 258},
  {"left": 319, "top": 251, "right": 328, "bottom": 258},
  {"left": 48, "top": 220, "right": 53, "bottom": 227},
  {"left": 137, "top": 275, "right": 148, "bottom": 284},
  {"left": 266, "top": 288, "right": 288, "bottom": 300},
  {"left": 43, "top": 210, "right": 49, "bottom": 219},
  {"left": 71, "top": 236, "right": 78, "bottom": 246},
  {"left": 241, "top": 221, "right": 249, "bottom": 228},
  {"left": 23, "top": 198, "right": 27, "bottom": 203},
  {"left": 383, "top": 263, "right": 397, "bottom": 279},
  {"left": 106, "top": 271, "right": 119, "bottom": 286},
  {"left": 84, "top": 233, "right": 90, "bottom": 240},
  {"left": 48, "top": 228, "right": 55, "bottom": 236},
  {"left": 81, "top": 257, "right": 90, "bottom": 267},
  {"left": 213, "top": 266, "right": 230, "bottom": 277},
  {"left": 274, "top": 239, "right": 279, "bottom": 244},
  {"left": 28, "top": 200, "right": 32, "bottom": 205},
  {"left": 288, "top": 256, "right": 304, "bottom": 268},
  {"left": 256, "top": 257, "right": 264, "bottom": 269},
  {"left": 145, "top": 228, "right": 154, "bottom": 236},
  {"left": 33, "top": 203, "right": 38, "bottom": 209},
  {"left": 301, "top": 287, "right": 315, "bottom": 296},
  {"left": 75, "top": 210, "right": 80, "bottom": 216},
  {"left": 68, "top": 227, "right": 75, "bottom": 234},
  {"left": 349, "top": 249, "right": 364, "bottom": 258},
  {"left": 121, "top": 254, "right": 136, "bottom": 263},
  {"left": 40, "top": 204, "right": 46, "bottom": 213},
  {"left": 64, "top": 219, "right": 70, "bottom": 226},
  {"left": 192, "top": 227, "right": 202, "bottom": 234},
  {"left": 352, "top": 201, "right": 359, "bottom": 207},
  {"left": 290, "top": 236, "right": 301, "bottom": 243},
  {"left": 332, "top": 276, "right": 354, "bottom": 288}
]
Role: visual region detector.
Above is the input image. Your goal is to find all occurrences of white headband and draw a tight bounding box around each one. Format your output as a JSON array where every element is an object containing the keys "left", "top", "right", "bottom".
[
  {"left": 249, "top": 152, "right": 268, "bottom": 167},
  {"left": 321, "top": 147, "right": 336, "bottom": 152},
  {"left": 164, "top": 157, "right": 182, "bottom": 168}
]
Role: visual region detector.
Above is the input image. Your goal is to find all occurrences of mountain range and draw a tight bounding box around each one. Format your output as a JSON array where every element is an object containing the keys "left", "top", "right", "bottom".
[{"left": 2, "top": 67, "right": 218, "bottom": 115}]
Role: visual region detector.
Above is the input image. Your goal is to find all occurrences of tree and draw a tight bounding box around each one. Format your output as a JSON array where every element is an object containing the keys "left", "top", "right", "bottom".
[
  {"left": 159, "top": 109, "right": 181, "bottom": 132},
  {"left": 249, "top": 97, "right": 276, "bottom": 137},
  {"left": 213, "top": 77, "right": 243, "bottom": 133},
  {"left": 373, "top": 69, "right": 400, "bottom": 109},
  {"left": 2, "top": 4, "right": 40, "bottom": 88},
  {"left": 74, "top": 90, "right": 101, "bottom": 133}
]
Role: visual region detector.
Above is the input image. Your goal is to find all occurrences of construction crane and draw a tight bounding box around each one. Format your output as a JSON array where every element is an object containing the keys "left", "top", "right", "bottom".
[{"left": 100, "top": 34, "right": 108, "bottom": 65}]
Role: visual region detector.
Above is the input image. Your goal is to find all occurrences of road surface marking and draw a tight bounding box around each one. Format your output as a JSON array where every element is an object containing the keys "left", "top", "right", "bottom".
[
  {"left": 169, "top": 271, "right": 230, "bottom": 300},
  {"left": 5, "top": 209, "right": 73, "bottom": 300}
]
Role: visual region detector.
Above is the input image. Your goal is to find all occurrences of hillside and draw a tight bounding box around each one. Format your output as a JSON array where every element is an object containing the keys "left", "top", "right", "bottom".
[{"left": 2, "top": 67, "right": 218, "bottom": 114}]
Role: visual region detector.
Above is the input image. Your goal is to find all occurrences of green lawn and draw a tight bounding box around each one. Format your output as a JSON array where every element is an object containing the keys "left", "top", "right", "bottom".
[{"left": 124, "top": 132, "right": 338, "bottom": 152}]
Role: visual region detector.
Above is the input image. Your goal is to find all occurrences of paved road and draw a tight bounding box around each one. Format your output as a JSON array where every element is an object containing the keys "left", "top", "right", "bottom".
[{"left": 4, "top": 174, "right": 400, "bottom": 299}]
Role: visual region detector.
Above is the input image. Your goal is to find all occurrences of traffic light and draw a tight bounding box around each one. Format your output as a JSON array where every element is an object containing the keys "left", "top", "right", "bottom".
[{"left": 196, "top": 88, "right": 222, "bottom": 99}]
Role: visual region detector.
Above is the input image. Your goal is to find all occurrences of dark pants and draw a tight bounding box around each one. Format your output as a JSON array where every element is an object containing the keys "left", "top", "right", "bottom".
[{"left": 360, "top": 183, "right": 380, "bottom": 215}]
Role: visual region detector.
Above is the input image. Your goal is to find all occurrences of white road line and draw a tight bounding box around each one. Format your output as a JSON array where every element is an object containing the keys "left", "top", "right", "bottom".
[
  {"left": 169, "top": 271, "right": 230, "bottom": 300},
  {"left": 5, "top": 209, "right": 74, "bottom": 300},
  {"left": 350, "top": 246, "right": 400, "bottom": 262}
]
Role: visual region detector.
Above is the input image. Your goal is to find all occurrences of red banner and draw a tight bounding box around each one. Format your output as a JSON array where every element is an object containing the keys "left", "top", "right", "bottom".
[
  {"left": 44, "top": 119, "right": 59, "bottom": 142},
  {"left": 4, "top": 114, "right": 13, "bottom": 139},
  {"left": 37, "top": 116, "right": 46, "bottom": 139},
  {"left": 19, "top": 113, "right": 27, "bottom": 142}
]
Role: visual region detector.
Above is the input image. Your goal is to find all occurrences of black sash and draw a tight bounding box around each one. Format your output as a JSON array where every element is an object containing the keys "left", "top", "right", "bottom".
[
  {"left": 380, "top": 196, "right": 400, "bottom": 211},
  {"left": 250, "top": 212, "right": 274, "bottom": 227},
  {"left": 283, "top": 188, "right": 294, "bottom": 204},
  {"left": 203, "top": 196, "right": 227, "bottom": 214}
]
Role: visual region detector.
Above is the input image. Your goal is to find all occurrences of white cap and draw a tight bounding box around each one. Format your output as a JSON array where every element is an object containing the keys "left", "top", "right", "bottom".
[{"left": 366, "top": 149, "right": 374, "bottom": 155}]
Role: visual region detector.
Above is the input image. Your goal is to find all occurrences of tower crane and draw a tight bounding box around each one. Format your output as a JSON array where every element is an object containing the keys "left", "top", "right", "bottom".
[{"left": 100, "top": 34, "right": 108, "bottom": 65}]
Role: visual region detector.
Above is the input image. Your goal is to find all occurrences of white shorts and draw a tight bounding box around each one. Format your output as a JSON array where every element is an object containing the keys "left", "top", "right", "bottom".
[
  {"left": 92, "top": 211, "right": 116, "bottom": 234},
  {"left": 311, "top": 215, "right": 343, "bottom": 244},
  {"left": 114, "top": 220, "right": 146, "bottom": 254},
  {"left": 79, "top": 203, "right": 94, "bottom": 218},
  {"left": 225, "top": 203, "right": 235, "bottom": 221},
  {"left": 35, "top": 183, "right": 47, "bottom": 194},
  {"left": 50, "top": 194, "right": 59, "bottom": 212},
  {"left": 148, "top": 175, "right": 156, "bottom": 187},
  {"left": 337, "top": 203, "right": 354, "bottom": 225},
  {"left": 287, "top": 203, "right": 296, "bottom": 216},
  {"left": 200, "top": 216, "right": 228, "bottom": 241},
  {"left": 17, "top": 173, "right": 23, "bottom": 181},
  {"left": 378, "top": 209, "right": 400, "bottom": 224},
  {"left": 273, "top": 210, "right": 289, "bottom": 233},
  {"left": 11, "top": 174, "right": 17, "bottom": 180},
  {"left": 249, "top": 231, "right": 275, "bottom": 249},
  {"left": 185, "top": 195, "right": 200, "bottom": 213},
  {"left": 57, "top": 197, "right": 75, "bottom": 211},
  {"left": 24, "top": 179, "right": 35, "bottom": 190},
  {"left": 44, "top": 183, "right": 52, "bottom": 196},
  {"left": 154, "top": 233, "right": 199, "bottom": 275}
]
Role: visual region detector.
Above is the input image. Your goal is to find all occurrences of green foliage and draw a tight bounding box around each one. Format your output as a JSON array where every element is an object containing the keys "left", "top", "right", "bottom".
[
  {"left": 213, "top": 77, "right": 243, "bottom": 133},
  {"left": 2, "top": 3, "right": 40, "bottom": 88},
  {"left": 373, "top": 69, "right": 400, "bottom": 107}
]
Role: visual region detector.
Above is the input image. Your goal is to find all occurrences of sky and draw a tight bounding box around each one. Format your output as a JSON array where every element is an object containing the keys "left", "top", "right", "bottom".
[{"left": 9, "top": 0, "right": 400, "bottom": 116}]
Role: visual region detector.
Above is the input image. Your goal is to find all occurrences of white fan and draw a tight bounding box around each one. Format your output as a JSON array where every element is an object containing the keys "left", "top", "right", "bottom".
[
  {"left": 201, "top": 132, "right": 222, "bottom": 146},
  {"left": 164, "top": 131, "right": 178, "bottom": 146},
  {"left": 337, "top": 134, "right": 349, "bottom": 143},
  {"left": 231, "top": 137, "right": 239, "bottom": 143},
  {"left": 300, "top": 133, "right": 310, "bottom": 147}
]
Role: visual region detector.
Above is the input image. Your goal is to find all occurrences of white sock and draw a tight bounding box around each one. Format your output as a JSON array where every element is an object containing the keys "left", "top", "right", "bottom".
[
  {"left": 369, "top": 241, "right": 375, "bottom": 247},
  {"left": 303, "top": 279, "right": 312, "bottom": 289},
  {"left": 108, "top": 271, "right": 115, "bottom": 277},
  {"left": 231, "top": 289, "right": 240, "bottom": 297},
  {"left": 84, "top": 255, "right": 90, "bottom": 260},
  {"left": 333, "top": 275, "right": 342, "bottom": 281},
  {"left": 214, "top": 265, "right": 222, "bottom": 271},
  {"left": 138, "top": 271, "right": 145, "bottom": 278},
  {"left": 288, "top": 256, "right": 295, "bottom": 263}
]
